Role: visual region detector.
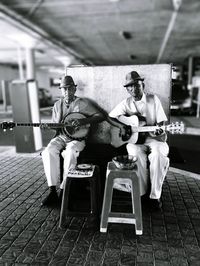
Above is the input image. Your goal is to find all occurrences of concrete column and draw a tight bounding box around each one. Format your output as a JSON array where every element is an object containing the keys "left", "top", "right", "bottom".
[
  {"left": 17, "top": 46, "right": 24, "bottom": 80},
  {"left": 26, "top": 47, "right": 42, "bottom": 151},
  {"left": 25, "top": 47, "right": 35, "bottom": 79},
  {"left": 1, "top": 80, "right": 9, "bottom": 112},
  {"left": 7, "top": 37, "right": 43, "bottom": 152}
]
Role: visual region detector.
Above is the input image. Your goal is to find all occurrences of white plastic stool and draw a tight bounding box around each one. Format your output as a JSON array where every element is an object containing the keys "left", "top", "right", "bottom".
[{"left": 100, "top": 162, "right": 143, "bottom": 235}]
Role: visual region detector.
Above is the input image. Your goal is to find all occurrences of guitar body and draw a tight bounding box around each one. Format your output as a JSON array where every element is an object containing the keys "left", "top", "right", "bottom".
[
  {"left": 61, "top": 112, "right": 90, "bottom": 140},
  {"left": 111, "top": 116, "right": 140, "bottom": 147},
  {"left": 110, "top": 115, "right": 168, "bottom": 147}
]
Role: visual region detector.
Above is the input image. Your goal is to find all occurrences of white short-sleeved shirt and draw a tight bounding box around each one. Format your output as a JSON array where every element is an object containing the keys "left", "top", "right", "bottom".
[
  {"left": 52, "top": 97, "right": 100, "bottom": 123},
  {"left": 109, "top": 93, "right": 167, "bottom": 125}
]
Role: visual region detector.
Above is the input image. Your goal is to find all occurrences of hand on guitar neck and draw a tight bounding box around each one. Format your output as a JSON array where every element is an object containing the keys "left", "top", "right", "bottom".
[
  {"left": 40, "top": 123, "right": 51, "bottom": 130},
  {"left": 39, "top": 123, "right": 76, "bottom": 138},
  {"left": 151, "top": 126, "right": 164, "bottom": 137},
  {"left": 136, "top": 115, "right": 165, "bottom": 137}
]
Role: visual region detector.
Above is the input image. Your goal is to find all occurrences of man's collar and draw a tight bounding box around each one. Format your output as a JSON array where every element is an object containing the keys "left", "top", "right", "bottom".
[
  {"left": 140, "top": 93, "right": 146, "bottom": 103},
  {"left": 63, "top": 96, "right": 76, "bottom": 105},
  {"left": 132, "top": 93, "right": 146, "bottom": 103}
]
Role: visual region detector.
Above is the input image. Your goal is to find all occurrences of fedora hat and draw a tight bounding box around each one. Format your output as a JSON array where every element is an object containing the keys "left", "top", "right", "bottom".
[
  {"left": 59, "top": 75, "right": 77, "bottom": 89},
  {"left": 124, "top": 71, "right": 144, "bottom": 87}
]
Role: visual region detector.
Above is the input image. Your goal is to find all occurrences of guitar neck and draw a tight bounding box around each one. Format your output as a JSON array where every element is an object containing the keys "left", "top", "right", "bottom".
[
  {"left": 137, "top": 125, "right": 166, "bottom": 133},
  {"left": 15, "top": 123, "right": 65, "bottom": 128}
]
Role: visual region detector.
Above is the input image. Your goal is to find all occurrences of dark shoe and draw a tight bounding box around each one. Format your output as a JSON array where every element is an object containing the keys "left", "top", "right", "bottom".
[
  {"left": 149, "top": 199, "right": 162, "bottom": 210},
  {"left": 41, "top": 191, "right": 59, "bottom": 206}
]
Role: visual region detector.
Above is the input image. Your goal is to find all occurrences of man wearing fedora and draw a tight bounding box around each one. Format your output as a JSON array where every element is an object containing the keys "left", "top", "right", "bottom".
[
  {"left": 41, "top": 75, "right": 105, "bottom": 206},
  {"left": 108, "top": 71, "right": 169, "bottom": 209}
]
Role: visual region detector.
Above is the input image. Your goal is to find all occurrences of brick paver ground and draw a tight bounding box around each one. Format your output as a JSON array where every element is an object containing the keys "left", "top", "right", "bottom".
[{"left": 0, "top": 155, "right": 200, "bottom": 265}]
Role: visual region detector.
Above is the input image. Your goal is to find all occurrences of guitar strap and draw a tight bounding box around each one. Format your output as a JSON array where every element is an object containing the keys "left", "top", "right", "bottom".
[
  {"left": 145, "top": 94, "right": 155, "bottom": 125},
  {"left": 133, "top": 97, "right": 147, "bottom": 144}
]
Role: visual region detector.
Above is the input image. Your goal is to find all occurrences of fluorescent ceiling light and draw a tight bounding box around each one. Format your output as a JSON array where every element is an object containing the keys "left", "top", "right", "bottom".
[
  {"left": 40, "top": 66, "right": 64, "bottom": 74},
  {"left": 7, "top": 33, "right": 38, "bottom": 48},
  {"left": 55, "top": 56, "right": 72, "bottom": 66}
]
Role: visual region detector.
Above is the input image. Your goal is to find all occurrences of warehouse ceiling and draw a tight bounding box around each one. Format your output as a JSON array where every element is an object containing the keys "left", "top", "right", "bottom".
[{"left": 0, "top": 0, "right": 200, "bottom": 70}]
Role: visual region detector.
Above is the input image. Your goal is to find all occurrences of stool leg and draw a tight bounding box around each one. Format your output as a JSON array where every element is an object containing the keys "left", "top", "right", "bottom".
[
  {"left": 59, "top": 179, "right": 71, "bottom": 228},
  {"left": 93, "top": 167, "right": 101, "bottom": 216},
  {"left": 90, "top": 178, "right": 97, "bottom": 215},
  {"left": 95, "top": 166, "right": 101, "bottom": 215},
  {"left": 100, "top": 175, "right": 114, "bottom": 233},
  {"left": 131, "top": 179, "right": 143, "bottom": 235}
]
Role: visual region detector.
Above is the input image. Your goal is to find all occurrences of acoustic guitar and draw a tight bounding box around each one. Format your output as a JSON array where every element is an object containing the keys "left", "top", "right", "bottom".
[
  {"left": 0, "top": 112, "right": 90, "bottom": 140},
  {"left": 110, "top": 115, "right": 185, "bottom": 147}
]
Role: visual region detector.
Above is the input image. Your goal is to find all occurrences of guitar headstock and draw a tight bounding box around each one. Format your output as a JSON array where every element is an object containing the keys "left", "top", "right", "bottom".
[
  {"left": 167, "top": 121, "right": 185, "bottom": 134},
  {"left": 0, "top": 121, "right": 16, "bottom": 131}
]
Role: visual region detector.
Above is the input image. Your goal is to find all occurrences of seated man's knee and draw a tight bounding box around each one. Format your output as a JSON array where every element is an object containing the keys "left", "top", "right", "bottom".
[
  {"left": 127, "top": 143, "right": 140, "bottom": 155},
  {"left": 148, "top": 147, "right": 161, "bottom": 161},
  {"left": 149, "top": 141, "right": 169, "bottom": 155},
  {"left": 61, "top": 147, "right": 77, "bottom": 159},
  {"left": 42, "top": 144, "right": 60, "bottom": 157},
  {"left": 62, "top": 142, "right": 84, "bottom": 159},
  {"left": 127, "top": 143, "right": 148, "bottom": 157}
]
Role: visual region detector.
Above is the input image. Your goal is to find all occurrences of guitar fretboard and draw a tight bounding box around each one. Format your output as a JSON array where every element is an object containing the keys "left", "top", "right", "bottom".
[
  {"left": 137, "top": 125, "right": 166, "bottom": 133},
  {"left": 15, "top": 123, "right": 66, "bottom": 128}
]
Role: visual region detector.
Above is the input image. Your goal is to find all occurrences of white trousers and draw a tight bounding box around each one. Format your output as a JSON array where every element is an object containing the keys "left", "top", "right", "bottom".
[
  {"left": 126, "top": 137, "right": 169, "bottom": 199},
  {"left": 42, "top": 135, "right": 85, "bottom": 189}
]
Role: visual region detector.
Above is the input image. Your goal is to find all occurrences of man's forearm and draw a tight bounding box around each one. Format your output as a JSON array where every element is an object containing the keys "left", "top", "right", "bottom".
[
  {"left": 106, "top": 115, "right": 125, "bottom": 129},
  {"left": 84, "top": 113, "right": 105, "bottom": 125},
  {"left": 107, "top": 115, "right": 132, "bottom": 141}
]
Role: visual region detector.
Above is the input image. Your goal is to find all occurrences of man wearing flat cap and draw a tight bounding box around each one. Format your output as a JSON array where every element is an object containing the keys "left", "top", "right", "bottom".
[
  {"left": 108, "top": 71, "right": 169, "bottom": 210},
  {"left": 41, "top": 75, "right": 105, "bottom": 206}
]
